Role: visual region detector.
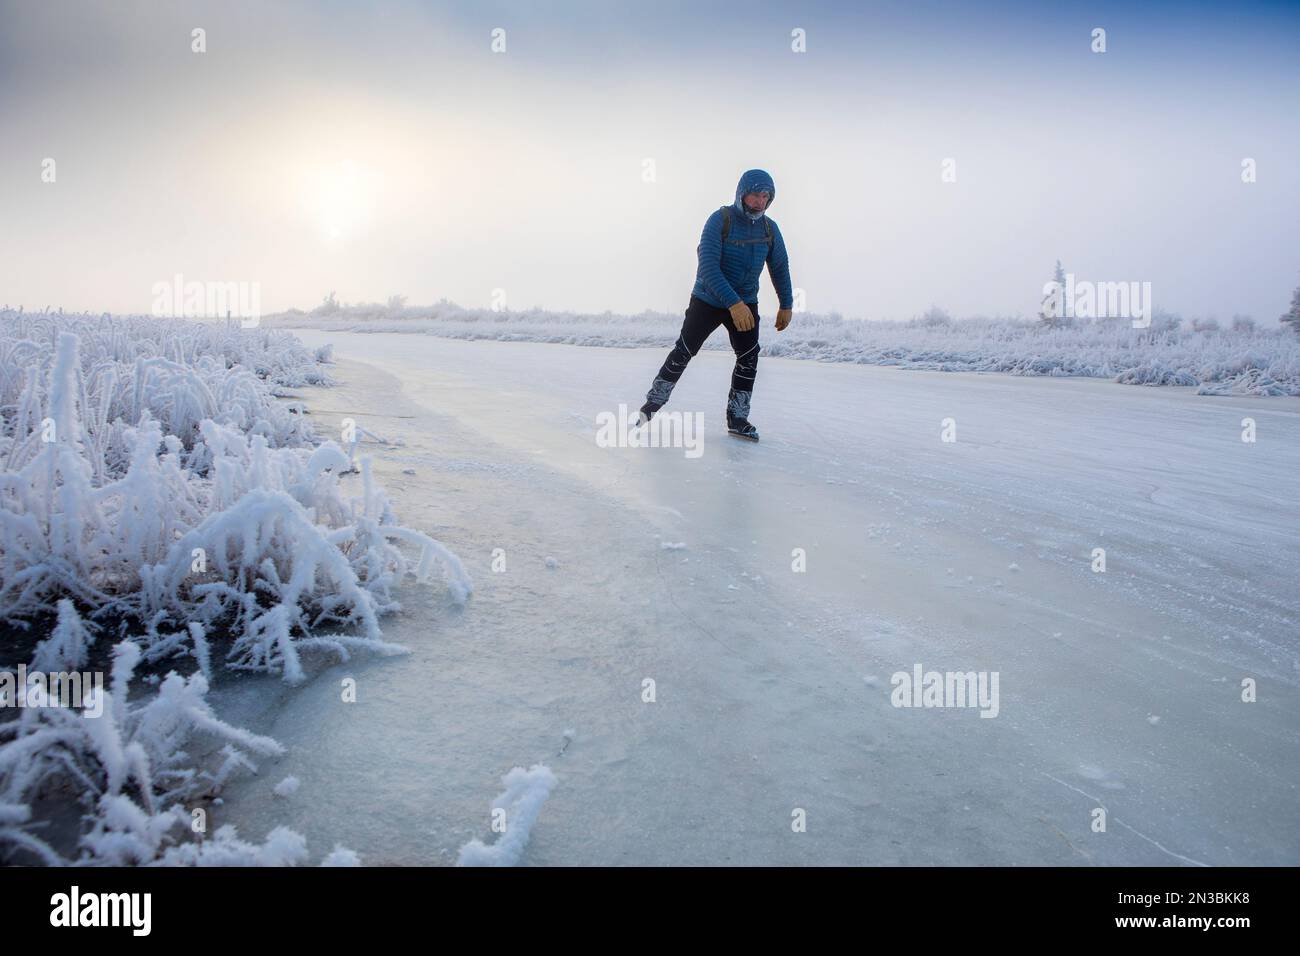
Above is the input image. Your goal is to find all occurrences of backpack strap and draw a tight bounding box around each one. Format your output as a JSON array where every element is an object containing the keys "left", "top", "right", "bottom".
[{"left": 720, "top": 204, "right": 772, "bottom": 244}]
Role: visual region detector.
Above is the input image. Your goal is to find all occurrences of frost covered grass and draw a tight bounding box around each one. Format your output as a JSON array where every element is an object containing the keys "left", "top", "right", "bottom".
[
  {"left": 0, "top": 310, "right": 471, "bottom": 865},
  {"left": 270, "top": 299, "right": 1300, "bottom": 397}
]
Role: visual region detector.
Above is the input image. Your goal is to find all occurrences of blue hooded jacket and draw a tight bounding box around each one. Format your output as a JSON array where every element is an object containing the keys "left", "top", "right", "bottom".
[{"left": 691, "top": 168, "right": 793, "bottom": 312}]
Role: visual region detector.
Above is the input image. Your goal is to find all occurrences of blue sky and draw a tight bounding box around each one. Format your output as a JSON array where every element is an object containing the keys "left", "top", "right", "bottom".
[{"left": 2, "top": 0, "right": 1297, "bottom": 320}]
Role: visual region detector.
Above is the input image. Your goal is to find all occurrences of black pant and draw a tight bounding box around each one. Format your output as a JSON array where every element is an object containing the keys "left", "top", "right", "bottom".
[{"left": 655, "top": 295, "right": 760, "bottom": 394}]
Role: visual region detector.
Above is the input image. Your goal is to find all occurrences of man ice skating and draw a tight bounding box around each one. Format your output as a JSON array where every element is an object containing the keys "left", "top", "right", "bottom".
[{"left": 637, "top": 168, "right": 794, "bottom": 442}]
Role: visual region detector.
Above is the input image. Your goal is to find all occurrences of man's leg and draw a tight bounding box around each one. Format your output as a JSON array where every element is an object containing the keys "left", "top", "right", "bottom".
[
  {"left": 641, "top": 297, "right": 724, "bottom": 418},
  {"left": 723, "top": 304, "right": 760, "bottom": 428}
]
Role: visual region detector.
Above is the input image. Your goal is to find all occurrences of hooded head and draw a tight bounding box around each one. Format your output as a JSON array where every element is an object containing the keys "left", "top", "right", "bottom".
[{"left": 734, "top": 168, "right": 775, "bottom": 221}]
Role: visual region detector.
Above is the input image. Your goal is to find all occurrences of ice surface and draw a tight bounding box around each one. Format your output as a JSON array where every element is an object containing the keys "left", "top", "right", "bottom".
[{"left": 209, "top": 331, "right": 1299, "bottom": 865}]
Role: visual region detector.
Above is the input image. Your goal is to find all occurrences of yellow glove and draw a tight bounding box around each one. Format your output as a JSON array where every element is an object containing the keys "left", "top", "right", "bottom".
[
  {"left": 728, "top": 301, "right": 756, "bottom": 332},
  {"left": 775, "top": 308, "right": 792, "bottom": 331}
]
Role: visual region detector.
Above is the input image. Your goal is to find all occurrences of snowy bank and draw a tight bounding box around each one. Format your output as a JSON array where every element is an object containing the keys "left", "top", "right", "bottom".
[
  {"left": 267, "top": 300, "right": 1300, "bottom": 397},
  {"left": 0, "top": 310, "right": 470, "bottom": 865}
]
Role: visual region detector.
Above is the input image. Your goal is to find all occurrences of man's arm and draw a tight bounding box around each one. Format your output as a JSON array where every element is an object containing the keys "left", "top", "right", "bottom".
[{"left": 697, "top": 209, "right": 742, "bottom": 308}]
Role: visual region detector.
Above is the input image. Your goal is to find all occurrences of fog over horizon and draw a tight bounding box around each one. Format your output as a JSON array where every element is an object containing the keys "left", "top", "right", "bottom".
[{"left": 2, "top": 0, "right": 1297, "bottom": 323}]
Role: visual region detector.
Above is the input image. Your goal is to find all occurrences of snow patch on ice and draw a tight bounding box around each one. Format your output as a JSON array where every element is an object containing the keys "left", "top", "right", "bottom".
[
  {"left": 320, "top": 844, "right": 362, "bottom": 866},
  {"left": 457, "top": 764, "right": 558, "bottom": 867}
]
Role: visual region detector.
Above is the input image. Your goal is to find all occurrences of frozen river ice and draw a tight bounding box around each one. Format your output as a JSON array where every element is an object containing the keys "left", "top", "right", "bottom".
[{"left": 212, "top": 330, "right": 1300, "bottom": 865}]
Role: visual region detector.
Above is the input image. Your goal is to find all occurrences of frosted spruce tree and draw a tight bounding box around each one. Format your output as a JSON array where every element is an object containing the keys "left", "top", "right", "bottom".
[
  {"left": 1039, "top": 260, "right": 1068, "bottom": 328},
  {"left": 1281, "top": 283, "right": 1300, "bottom": 334}
]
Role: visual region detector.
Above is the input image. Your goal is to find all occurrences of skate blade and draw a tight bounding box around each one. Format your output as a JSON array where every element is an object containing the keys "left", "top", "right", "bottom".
[{"left": 727, "top": 430, "right": 760, "bottom": 442}]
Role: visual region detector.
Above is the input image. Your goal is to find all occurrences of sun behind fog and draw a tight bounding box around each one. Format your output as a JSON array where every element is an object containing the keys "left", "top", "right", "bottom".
[{"left": 299, "top": 159, "right": 379, "bottom": 240}]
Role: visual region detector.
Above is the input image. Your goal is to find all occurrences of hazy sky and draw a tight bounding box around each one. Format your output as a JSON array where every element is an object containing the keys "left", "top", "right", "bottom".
[{"left": 2, "top": 0, "right": 1298, "bottom": 321}]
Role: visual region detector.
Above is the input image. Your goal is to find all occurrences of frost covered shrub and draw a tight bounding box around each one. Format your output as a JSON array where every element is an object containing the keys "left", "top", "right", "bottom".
[
  {"left": 1149, "top": 310, "right": 1183, "bottom": 334},
  {"left": 0, "top": 637, "right": 285, "bottom": 864},
  {"left": 313, "top": 292, "right": 341, "bottom": 316},
  {"left": 0, "top": 310, "right": 325, "bottom": 468},
  {"left": 911, "top": 306, "right": 952, "bottom": 328},
  {"left": 0, "top": 322, "right": 471, "bottom": 669},
  {"left": 1, "top": 630, "right": 357, "bottom": 865},
  {"left": 0, "top": 312, "right": 471, "bottom": 864}
]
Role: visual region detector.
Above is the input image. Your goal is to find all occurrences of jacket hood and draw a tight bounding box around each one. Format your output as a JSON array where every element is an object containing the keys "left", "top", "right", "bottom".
[{"left": 734, "top": 168, "right": 775, "bottom": 219}]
